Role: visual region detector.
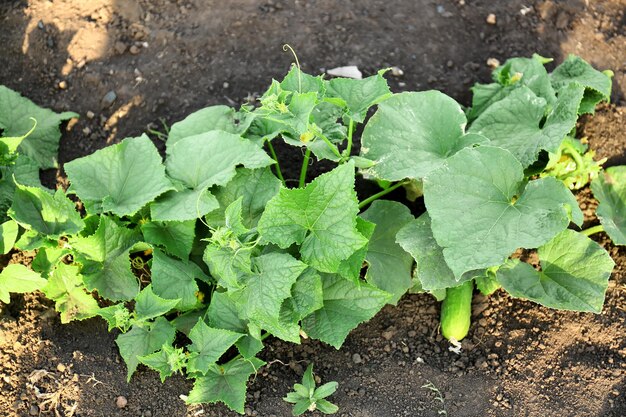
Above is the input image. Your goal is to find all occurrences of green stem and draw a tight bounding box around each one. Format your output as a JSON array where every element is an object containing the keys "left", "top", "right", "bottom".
[
  {"left": 317, "top": 132, "right": 342, "bottom": 159},
  {"left": 358, "top": 181, "right": 408, "bottom": 209},
  {"left": 266, "top": 141, "right": 286, "bottom": 187},
  {"left": 299, "top": 148, "right": 312, "bottom": 188},
  {"left": 581, "top": 224, "right": 604, "bottom": 237},
  {"left": 562, "top": 141, "right": 586, "bottom": 173},
  {"left": 345, "top": 118, "right": 354, "bottom": 158}
]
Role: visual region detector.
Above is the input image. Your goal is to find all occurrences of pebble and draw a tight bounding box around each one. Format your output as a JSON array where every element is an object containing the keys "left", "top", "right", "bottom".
[
  {"left": 487, "top": 58, "right": 500, "bottom": 68},
  {"left": 115, "top": 395, "right": 128, "bottom": 408},
  {"left": 58, "top": 80, "right": 67, "bottom": 90},
  {"left": 486, "top": 13, "right": 497, "bottom": 25},
  {"left": 82, "top": 127, "right": 91, "bottom": 135},
  {"left": 86, "top": 110, "right": 95, "bottom": 119},
  {"left": 129, "top": 45, "right": 140, "bottom": 55},
  {"left": 101, "top": 91, "right": 117, "bottom": 109},
  {"left": 29, "top": 405, "right": 39, "bottom": 416},
  {"left": 56, "top": 363, "right": 66, "bottom": 373},
  {"left": 114, "top": 41, "right": 127, "bottom": 54},
  {"left": 390, "top": 66, "right": 404, "bottom": 76},
  {"left": 223, "top": 82, "right": 230, "bottom": 89},
  {"left": 352, "top": 353, "right": 363, "bottom": 364}
]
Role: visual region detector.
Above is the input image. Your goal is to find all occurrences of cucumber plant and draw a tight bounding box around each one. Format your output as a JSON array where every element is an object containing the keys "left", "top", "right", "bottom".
[{"left": 0, "top": 53, "right": 622, "bottom": 414}]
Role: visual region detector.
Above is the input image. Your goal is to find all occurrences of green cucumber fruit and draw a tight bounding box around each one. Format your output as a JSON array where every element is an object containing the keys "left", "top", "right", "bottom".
[{"left": 440, "top": 280, "right": 474, "bottom": 341}]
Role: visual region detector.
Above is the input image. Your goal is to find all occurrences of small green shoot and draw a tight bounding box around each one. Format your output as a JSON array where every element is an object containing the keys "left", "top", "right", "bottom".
[
  {"left": 283, "top": 364, "right": 338, "bottom": 416},
  {"left": 422, "top": 381, "right": 447, "bottom": 416}
]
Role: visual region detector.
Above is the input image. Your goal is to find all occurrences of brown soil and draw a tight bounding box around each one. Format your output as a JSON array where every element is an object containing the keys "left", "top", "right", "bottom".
[{"left": 1, "top": 0, "right": 625, "bottom": 416}]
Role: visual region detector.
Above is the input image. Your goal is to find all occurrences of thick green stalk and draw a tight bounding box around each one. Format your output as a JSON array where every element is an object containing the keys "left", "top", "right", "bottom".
[
  {"left": 299, "top": 148, "right": 312, "bottom": 188},
  {"left": 266, "top": 141, "right": 286, "bottom": 187},
  {"left": 345, "top": 118, "right": 355, "bottom": 157},
  {"left": 581, "top": 224, "right": 604, "bottom": 237},
  {"left": 358, "top": 181, "right": 408, "bottom": 209}
]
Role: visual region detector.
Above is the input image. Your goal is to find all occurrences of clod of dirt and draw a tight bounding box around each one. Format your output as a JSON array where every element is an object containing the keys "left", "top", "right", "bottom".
[{"left": 115, "top": 395, "right": 128, "bottom": 409}]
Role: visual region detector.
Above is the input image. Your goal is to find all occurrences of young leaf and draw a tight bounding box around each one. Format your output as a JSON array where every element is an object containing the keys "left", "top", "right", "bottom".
[
  {"left": 134, "top": 284, "right": 181, "bottom": 321},
  {"left": 396, "top": 213, "right": 472, "bottom": 291},
  {"left": 301, "top": 274, "right": 391, "bottom": 348},
  {"left": 550, "top": 54, "right": 612, "bottom": 114},
  {"left": 187, "top": 318, "right": 244, "bottom": 375},
  {"left": 469, "top": 84, "right": 584, "bottom": 167},
  {"left": 64, "top": 135, "right": 174, "bottom": 216},
  {"left": 424, "top": 146, "right": 583, "bottom": 279},
  {"left": 258, "top": 161, "right": 367, "bottom": 273},
  {"left": 186, "top": 357, "right": 265, "bottom": 414},
  {"left": 204, "top": 167, "right": 281, "bottom": 229},
  {"left": 497, "top": 230, "right": 614, "bottom": 313},
  {"left": 9, "top": 184, "right": 84, "bottom": 238},
  {"left": 167, "top": 105, "right": 254, "bottom": 148},
  {"left": 0, "top": 219, "right": 18, "bottom": 254},
  {"left": 32, "top": 246, "right": 68, "bottom": 276},
  {"left": 152, "top": 131, "right": 273, "bottom": 221},
  {"left": 282, "top": 268, "right": 324, "bottom": 322},
  {"left": 360, "top": 200, "right": 414, "bottom": 303},
  {"left": 336, "top": 218, "right": 376, "bottom": 284},
  {"left": 203, "top": 243, "right": 252, "bottom": 290},
  {"left": 239, "top": 253, "right": 307, "bottom": 342},
  {"left": 315, "top": 382, "right": 338, "bottom": 399},
  {"left": 0, "top": 86, "right": 78, "bottom": 169},
  {"left": 151, "top": 249, "right": 207, "bottom": 311},
  {"left": 97, "top": 303, "right": 131, "bottom": 332},
  {"left": 0, "top": 155, "right": 42, "bottom": 222},
  {"left": 360, "top": 91, "right": 489, "bottom": 181},
  {"left": 115, "top": 316, "right": 176, "bottom": 381},
  {"left": 42, "top": 263, "right": 99, "bottom": 323},
  {"left": 71, "top": 216, "right": 141, "bottom": 301},
  {"left": 474, "top": 269, "right": 501, "bottom": 296},
  {"left": 0, "top": 264, "right": 47, "bottom": 303},
  {"left": 315, "top": 399, "right": 339, "bottom": 414},
  {"left": 280, "top": 66, "right": 325, "bottom": 95},
  {"left": 138, "top": 343, "right": 187, "bottom": 382},
  {"left": 141, "top": 220, "right": 196, "bottom": 260},
  {"left": 468, "top": 55, "right": 556, "bottom": 120},
  {"left": 591, "top": 166, "right": 626, "bottom": 245},
  {"left": 325, "top": 71, "right": 392, "bottom": 122}
]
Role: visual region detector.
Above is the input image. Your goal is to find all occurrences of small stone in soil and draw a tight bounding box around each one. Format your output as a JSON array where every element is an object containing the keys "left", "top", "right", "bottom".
[
  {"left": 115, "top": 395, "right": 128, "bottom": 408},
  {"left": 29, "top": 405, "right": 39, "bottom": 416},
  {"left": 86, "top": 110, "right": 95, "bottom": 119},
  {"left": 352, "top": 353, "right": 363, "bottom": 364},
  {"left": 58, "top": 81, "right": 67, "bottom": 90},
  {"left": 486, "top": 13, "right": 497, "bottom": 25},
  {"left": 101, "top": 91, "right": 117, "bottom": 109},
  {"left": 56, "top": 363, "right": 66, "bottom": 373},
  {"left": 129, "top": 45, "right": 140, "bottom": 55}
]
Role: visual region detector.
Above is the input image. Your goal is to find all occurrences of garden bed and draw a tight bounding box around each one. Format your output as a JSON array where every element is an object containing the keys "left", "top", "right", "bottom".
[{"left": 1, "top": 1, "right": 625, "bottom": 416}]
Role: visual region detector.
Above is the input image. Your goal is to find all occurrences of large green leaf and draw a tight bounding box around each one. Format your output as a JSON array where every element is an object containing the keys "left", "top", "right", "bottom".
[
  {"left": 0, "top": 86, "right": 78, "bottom": 168},
  {"left": 141, "top": 220, "right": 196, "bottom": 260},
  {"left": 258, "top": 161, "right": 367, "bottom": 273},
  {"left": 151, "top": 249, "right": 207, "bottom": 311},
  {"left": 591, "top": 166, "right": 626, "bottom": 245},
  {"left": 65, "top": 135, "right": 173, "bottom": 216},
  {"left": 280, "top": 66, "right": 325, "bottom": 95},
  {"left": 497, "top": 230, "right": 614, "bottom": 313},
  {"left": 71, "top": 216, "right": 141, "bottom": 301},
  {"left": 187, "top": 318, "right": 243, "bottom": 375},
  {"left": 336, "top": 217, "right": 376, "bottom": 284},
  {"left": 167, "top": 105, "right": 255, "bottom": 148},
  {"left": 469, "top": 84, "right": 584, "bottom": 167},
  {"left": 116, "top": 316, "right": 176, "bottom": 381},
  {"left": 424, "top": 146, "right": 583, "bottom": 279},
  {"left": 42, "top": 263, "right": 99, "bottom": 323},
  {"left": 396, "top": 213, "right": 472, "bottom": 291},
  {"left": 152, "top": 131, "right": 273, "bottom": 221},
  {"left": 360, "top": 200, "right": 414, "bottom": 303},
  {"left": 0, "top": 264, "right": 47, "bottom": 303},
  {"left": 186, "top": 357, "right": 265, "bottom": 414},
  {"left": 9, "top": 183, "right": 84, "bottom": 238},
  {"left": 281, "top": 268, "right": 324, "bottom": 323},
  {"left": 360, "top": 91, "right": 488, "bottom": 181},
  {"left": 0, "top": 220, "right": 19, "bottom": 254},
  {"left": 205, "top": 167, "right": 281, "bottom": 229},
  {"left": 550, "top": 54, "right": 612, "bottom": 114},
  {"left": 325, "top": 71, "right": 392, "bottom": 122},
  {"left": 301, "top": 274, "right": 391, "bottom": 348}
]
